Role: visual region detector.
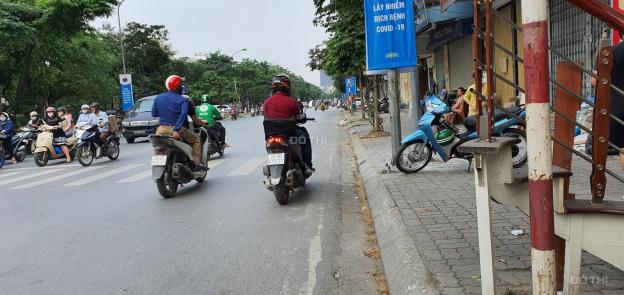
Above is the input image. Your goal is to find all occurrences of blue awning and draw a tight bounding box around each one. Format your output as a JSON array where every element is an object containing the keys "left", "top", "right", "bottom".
[{"left": 427, "top": 1, "right": 474, "bottom": 24}]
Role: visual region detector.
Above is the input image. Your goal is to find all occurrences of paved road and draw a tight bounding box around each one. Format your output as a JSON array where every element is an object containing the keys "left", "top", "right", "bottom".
[{"left": 0, "top": 109, "right": 378, "bottom": 295}]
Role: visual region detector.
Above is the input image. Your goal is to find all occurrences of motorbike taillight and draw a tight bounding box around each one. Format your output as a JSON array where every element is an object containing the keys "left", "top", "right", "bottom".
[
  {"left": 267, "top": 136, "right": 286, "bottom": 147},
  {"left": 153, "top": 148, "right": 167, "bottom": 156}
]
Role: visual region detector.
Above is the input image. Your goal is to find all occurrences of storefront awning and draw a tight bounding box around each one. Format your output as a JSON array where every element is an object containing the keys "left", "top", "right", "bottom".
[{"left": 427, "top": 1, "right": 474, "bottom": 23}]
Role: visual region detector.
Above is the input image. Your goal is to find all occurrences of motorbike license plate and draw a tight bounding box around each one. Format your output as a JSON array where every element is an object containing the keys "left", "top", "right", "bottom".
[
  {"left": 151, "top": 155, "right": 167, "bottom": 166},
  {"left": 267, "top": 153, "right": 285, "bottom": 165}
]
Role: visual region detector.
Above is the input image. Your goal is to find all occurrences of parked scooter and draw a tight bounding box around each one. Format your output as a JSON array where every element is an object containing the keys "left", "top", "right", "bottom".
[
  {"left": 262, "top": 114, "right": 315, "bottom": 205},
  {"left": 76, "top": 123, "right": 121, "bottom": 167},
  {"left": 33, "top": 126, "right": 77, "bottom": 167},
  {"left": 378, "top": 96, "right": 389, "bottom": 113},
  {"left": 149, "top": 121, "right": 210, "bottom": 198},
  {"left": 394, "top": 93, "right": 528, "bottom": 174}
]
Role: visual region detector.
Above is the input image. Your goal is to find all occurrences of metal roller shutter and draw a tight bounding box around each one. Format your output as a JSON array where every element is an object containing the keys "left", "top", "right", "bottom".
[
  {"left": 434, "top": 47, "right": 445, "bottom": 90},
  {"left": 448, "top": 37, "right": 474, "bottom": 91}
]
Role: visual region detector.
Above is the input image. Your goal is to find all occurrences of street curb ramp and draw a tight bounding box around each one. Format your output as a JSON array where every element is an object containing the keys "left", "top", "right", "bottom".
[{"left": 351, "top": 135, "right": 439, "bottom": 295}]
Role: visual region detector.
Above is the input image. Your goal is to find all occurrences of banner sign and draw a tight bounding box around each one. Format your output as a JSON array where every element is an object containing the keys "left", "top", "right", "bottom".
[
  {"left": 615, "top": 0, "right": 623, "bottom": 44},
  {"left": 119, "top": 74, "right": 134, "bottom": 112},
  {"left": 364, "top": 0, "right": 417, "bottom": 71},
  {"left": 440, "top": 0, "right": 458, "bottom": 13},
  {"left": 345, "top": 76, "right": 357, "bottom": 95}
]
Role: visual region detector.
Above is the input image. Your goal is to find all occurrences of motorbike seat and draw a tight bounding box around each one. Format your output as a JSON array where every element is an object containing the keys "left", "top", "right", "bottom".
[
  {"left": 263, "top": 119, "right": 297, "bottom": 140},
  {"left": 463, "top": 107, "right": 523, "bottom": 132}
]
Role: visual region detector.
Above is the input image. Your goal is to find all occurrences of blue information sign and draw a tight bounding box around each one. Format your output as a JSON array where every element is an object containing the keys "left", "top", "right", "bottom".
[
  {"left": 345, "top": 76, "right": 357, "bottom": 95},
  {"left": 119, "top": 74, "right": 134, "bottom": 112},
  {"left": 364, "top": 0, "right": 417, "bottom": 71}
]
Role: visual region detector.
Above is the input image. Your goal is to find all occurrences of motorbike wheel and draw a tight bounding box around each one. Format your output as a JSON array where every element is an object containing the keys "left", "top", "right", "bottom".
[
  {"left": 78, "top": 145, "right": 94, "bottom": 167},
  {"left": 15, "top": 150, "right": 26, "bottom": 162},
  {"left": 0, "top": 149, "right": 5, "bottom": 168},
  {"left": 394, "top": 141, "right": 433, "bottom": 174},
  {"left": 502, "top": 128, "right": 528, "bottom": 168},
  {"left": 273, "top": 180, "right": 290, "bottom": 205},
  {"left": 156, "top": 169, "right": 178, "bottom": 198},
  {"left": 34, "top": 151, "right": 48, "bottom": 167},
  {"left": 108, "top": 141, "right": 120, "bottom": 161},
  {"left": 125, "top": 137, "right": 135, "bottom": 144}
]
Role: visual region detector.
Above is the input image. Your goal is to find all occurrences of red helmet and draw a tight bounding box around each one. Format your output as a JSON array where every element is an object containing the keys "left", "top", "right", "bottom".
[
  {"left": 165, "top": 75, "right": 184, "bottom": 91},
  {"left": 46, "top": 107, "right": 56, "bottom": 113}
]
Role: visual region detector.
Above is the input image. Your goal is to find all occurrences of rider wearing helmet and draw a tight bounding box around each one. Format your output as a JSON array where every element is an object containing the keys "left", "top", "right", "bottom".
[
  {"left": 28, "top": 111, "right": 44, "bottom": 128},
  {"left": 89, "top": 102, "right": 109, "bottom": 143},
  {"left": 263, "top": 74, "right": 314, "bottom": 173},
  {"left": 76, "top": 104, "right": 95, "bottom": 125},
  {"left": 151, "top": 75, "right": 206, "bottom": 171},
  {"left": 43, "top": 107, "right": 72, "bottom": 162},
  {"left": 0, "top": 112, "right": 16, "bottom": 164},
  {"left": 197, "top": 95, "right": 226, "bottom": 145}
]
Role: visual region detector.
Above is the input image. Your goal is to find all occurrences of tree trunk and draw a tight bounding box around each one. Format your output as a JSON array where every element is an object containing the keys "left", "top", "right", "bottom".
[
  {"left": 373, "top": 76, "right": 381, "bottom": 132},
  {"left": 16, "top": 45, "right": 34, "bottom": 114},
  {"left": 360, "top": 73, "right": 366, "bottom": 120}
]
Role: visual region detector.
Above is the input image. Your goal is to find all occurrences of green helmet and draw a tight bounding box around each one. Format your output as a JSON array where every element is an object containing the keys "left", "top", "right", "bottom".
[{"left": 435, "top": 129, "right": 456, "bottom": 146}]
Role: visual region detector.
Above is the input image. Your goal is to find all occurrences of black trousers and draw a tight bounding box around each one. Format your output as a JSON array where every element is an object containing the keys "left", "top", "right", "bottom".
[
  {"left": 210, "top": 122, "right": 226, "bottom": 144},
  {"left": 296, "top": 126, "right": 312, "bottom": 167},
  {"left": 1, "top": 138, "right": 13, "bottom": 157}
]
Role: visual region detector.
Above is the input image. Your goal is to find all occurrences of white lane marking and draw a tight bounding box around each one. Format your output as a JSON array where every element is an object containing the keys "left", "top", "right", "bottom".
[
  {"left": 227, "top": 157, "right": 265, "bottom": 176},
  {"left": 306, "top": 205, "right": 324, "bottom": 295},
  {"left": 11, "top": 167, "right": 102, "bottom": 189},
  {"left": 4, "top": 164, "right": 82, "bottom": 171},
  {"left": 208, "top": 158, "right": 227, "bottom": 169},
  {"left": 63, "top": 164, "right": 143, "bottom": 186},
  {"left": 0, "top": 169, "right": 63, "bottom": 186},
  {"left": 0, "top": 172, "right": 24, "bottom": 180},
  {"left": 116, "top": 170, "right": 152, "bottom": 183}
]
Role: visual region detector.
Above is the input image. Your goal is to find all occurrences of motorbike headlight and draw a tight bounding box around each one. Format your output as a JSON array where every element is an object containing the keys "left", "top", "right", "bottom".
[
  {"left": 122, "top": 121, "right": 130, "bottom": 127},
  {"left": 149, "top": 119, "right": 160, "bottom": 125}
]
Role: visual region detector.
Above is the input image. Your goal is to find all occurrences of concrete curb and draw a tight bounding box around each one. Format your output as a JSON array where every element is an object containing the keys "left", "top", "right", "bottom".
[{"left": 348, "top": 128, "right": 439, "bottom": 295}]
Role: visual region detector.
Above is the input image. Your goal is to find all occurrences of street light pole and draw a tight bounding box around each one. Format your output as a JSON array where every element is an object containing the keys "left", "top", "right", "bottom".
[
  {"left": 231, "top": 48, "right": 247, "bottom": 104},
  {"left": 117, "top": 0, "right": 127, "bottom": 74}
]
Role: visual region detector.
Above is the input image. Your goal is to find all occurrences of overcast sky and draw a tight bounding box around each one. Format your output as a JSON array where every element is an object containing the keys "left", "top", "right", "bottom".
[{"left": 95, "top": 0, "right": 328, "bottom": 85}]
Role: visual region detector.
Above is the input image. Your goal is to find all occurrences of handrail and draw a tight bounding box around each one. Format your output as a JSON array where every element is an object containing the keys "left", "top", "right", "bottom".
[{"left": 567, "top": 0, "right": 624, "bottom": 33}]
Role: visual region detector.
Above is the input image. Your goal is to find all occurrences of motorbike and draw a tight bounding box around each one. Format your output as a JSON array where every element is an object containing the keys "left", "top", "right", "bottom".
[
  {"left": 262, "top": 114, "right": 315, "bottom": 205},
  {"left": 0, "top": 133, "right": 9, "bottom": 168},
  {"left": 203, "top": 122, "right": 226, "bottom": 160},
  {"left": 9, "top": 128, "right": 36, "bottom": 163},
  {"left": 378, "top": 96, "right": 390, "bottom": 113},
  {"left": 230, "top": 109, "right": 238, "bottom": 120},
  {"left": 251, "top": 107, "right": 257, "bottom": 117},
  {"left": 33, "top": 125, "right": 77, "bottom": 167},
  {"left": 76, "top": 123, "right": 121, "bottom": 167},
  {"left": 16, "top": 127, "right": 39, "bottom": 155},
  {"left": 394, "top": 93, "right": 528, "bottom": 174},
  {"left": 149, "top": 120, "right": 210, "bottom": 198}
]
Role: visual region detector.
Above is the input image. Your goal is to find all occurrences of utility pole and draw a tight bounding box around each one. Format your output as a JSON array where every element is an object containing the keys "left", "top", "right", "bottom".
[
  {"left": 410, "top": 66, "right": 421, "bottom": 129},
  {"left": 117, "top": 0, "right": 127, "bottom": 74},
  {"left": 519, "top": 0, "right": 556, "bottom": 293},
  {"left": 388, "top": 69, "right": 402, "bottom": 163},
  {"left": 232, "top": 48, "right": 247, "bottom": 103}
]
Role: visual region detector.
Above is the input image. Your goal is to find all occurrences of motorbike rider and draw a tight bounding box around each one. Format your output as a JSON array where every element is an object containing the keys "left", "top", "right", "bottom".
[
  {"left": 77, "top": 104, "right": 96, "bottom": 125},
  {"left": 27, "top": 111, "right": 44, "bottom": 128},
  {"left": 89, "top": 102, "right": 108, "bottom": 145},
  {"left": 151, "top": 75, "right": 207, "bottom": 171},
  {"left": 43, "top": 107, "right": 72, "bottom": 162},
  {"left": 197, "top": 95, "right": 227, "bottom": 145},
  {"left": 57, "top": 107, "right": 74, "bottom": 136},
  {"left": 263, "top": 74, "right": 314, "bottom": 173},
  {"left": 0, "top": 112, "right": 17, "bottom": 164}
]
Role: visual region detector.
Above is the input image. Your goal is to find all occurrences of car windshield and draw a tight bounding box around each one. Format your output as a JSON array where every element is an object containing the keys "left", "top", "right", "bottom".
[{"left": 134, "top": 99, "right": 154, "bottom": 113}]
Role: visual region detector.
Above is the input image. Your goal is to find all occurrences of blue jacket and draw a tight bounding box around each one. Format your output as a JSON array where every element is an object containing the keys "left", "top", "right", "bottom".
[
  {"left": 151, "top": 91, "right": 189, "bottom": 131},
  {"left": 0, "top": 120, "right": 14, "bottom": 136}
]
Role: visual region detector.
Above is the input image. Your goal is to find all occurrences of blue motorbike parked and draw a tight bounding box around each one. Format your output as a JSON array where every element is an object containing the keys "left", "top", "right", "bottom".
[{"left": 394, "top": 93, "right": 528, "bottom": 174}]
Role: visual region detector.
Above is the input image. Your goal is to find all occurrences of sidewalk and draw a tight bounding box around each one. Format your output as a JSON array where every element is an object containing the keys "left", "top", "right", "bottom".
[{"left": 344, "top": 110, "right": 624, "bottom": 294}]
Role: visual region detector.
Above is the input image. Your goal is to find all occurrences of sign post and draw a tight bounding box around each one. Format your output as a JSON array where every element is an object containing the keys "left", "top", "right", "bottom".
[
  {"left": 119, "top": 74, "right": 134, "bottom": 112},
  {"left": 364, "top": 0, "right": 417, "bottom": 164}
]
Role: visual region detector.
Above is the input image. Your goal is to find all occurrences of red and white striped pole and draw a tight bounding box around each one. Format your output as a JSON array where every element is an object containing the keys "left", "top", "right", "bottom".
[{"left": 520, "top": 0, "right": 556, "bottom": 294}]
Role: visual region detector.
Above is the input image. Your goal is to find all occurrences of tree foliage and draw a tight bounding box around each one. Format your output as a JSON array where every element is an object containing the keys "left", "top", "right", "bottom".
[{"left": 309, "top": 0, "right": 366, "bottom": 91}]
